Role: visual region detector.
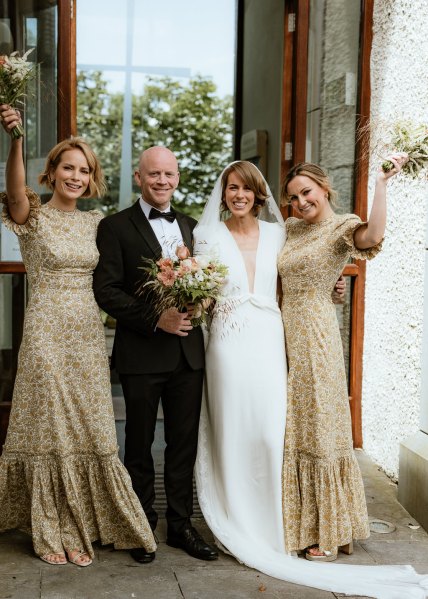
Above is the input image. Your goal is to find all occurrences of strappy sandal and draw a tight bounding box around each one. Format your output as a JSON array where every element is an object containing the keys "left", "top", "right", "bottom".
[
  {"left": 305, "top": 545, "right": 337, "bottom": 562},
  {"left": 67, "top": 549, "right": 93, "bottom": 567},
  {"left": 39, "top": 553, "right": 67, "bottom": 565},
  {"left": 305, "top": 541, "right": 353, "bottom": 562}
]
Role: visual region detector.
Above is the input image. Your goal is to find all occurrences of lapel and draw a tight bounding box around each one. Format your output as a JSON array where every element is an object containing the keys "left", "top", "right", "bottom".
[
  {"left": 129, "top": 201, "right": 163, "bottom": 259},
  {"left": 175, "top": 212, "right": 193, "bottom": 255}
]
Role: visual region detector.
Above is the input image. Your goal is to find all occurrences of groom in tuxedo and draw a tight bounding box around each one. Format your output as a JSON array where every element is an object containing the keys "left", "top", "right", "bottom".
[{"left": 93, "top": 146, "right": 218, "bottom": 563}]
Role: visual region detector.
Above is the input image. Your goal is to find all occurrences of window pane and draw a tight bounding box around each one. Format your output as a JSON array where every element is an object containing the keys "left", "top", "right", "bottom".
[
  {"left": 306, "top": 0, "right": 362, "bottom": 389},
  {"left": 76, "top": 0, "right": 236, "bottom": 218},
  {"left": 0, "top": 2, "right": 58, "bottom": 199},
  {"left": 0, "top": 274, "right": 25, "bottom": 404},
  {"left": 306, "top": 0, "right": 361, "bottom": 214}
]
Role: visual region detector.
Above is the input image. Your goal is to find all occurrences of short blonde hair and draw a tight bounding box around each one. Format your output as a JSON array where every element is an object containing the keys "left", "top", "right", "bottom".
[
  {"left": 221, "top": 161, "right": 269, "bottom": 216},
  {"left": 281, "top": 162, "right": 338, "bottom": 207},
  {"left": 38, "top": 137, "right": 106, "bottom": 198}
]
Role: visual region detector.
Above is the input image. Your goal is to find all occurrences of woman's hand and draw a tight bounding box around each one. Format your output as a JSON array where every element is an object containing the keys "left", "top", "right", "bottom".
[
  {"left": 377, "top": 152, "right": 409, "bottom": 182},
  {"left": 332, "top": 275, "right": 346, "bottom": 304},
  {"left": 0, "top": 104, "right": 22, "bottom": 137}
]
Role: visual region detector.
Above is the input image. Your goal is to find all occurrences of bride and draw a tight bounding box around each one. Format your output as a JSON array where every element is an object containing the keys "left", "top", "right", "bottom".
[{"left": 194, "top": 160, "right": 428, "bottom": 599}]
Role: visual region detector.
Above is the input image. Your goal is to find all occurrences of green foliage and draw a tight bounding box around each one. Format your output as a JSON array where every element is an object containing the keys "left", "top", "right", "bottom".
[
  {"left": 77, "top": 71, "right": 233, "bottom": 217},
  {"left": 76, "top": 71, "right": 122, "bottom": 214}
]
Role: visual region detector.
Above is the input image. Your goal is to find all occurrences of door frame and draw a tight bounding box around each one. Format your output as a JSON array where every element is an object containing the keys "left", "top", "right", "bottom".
[{"left": 281, "top": 0, "right": 374, "bottom": 447}]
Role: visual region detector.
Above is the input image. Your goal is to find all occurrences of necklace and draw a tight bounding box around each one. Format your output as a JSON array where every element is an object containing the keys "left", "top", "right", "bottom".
[{"left": 46, "top": 202, "right": 78, "bottom": 215}]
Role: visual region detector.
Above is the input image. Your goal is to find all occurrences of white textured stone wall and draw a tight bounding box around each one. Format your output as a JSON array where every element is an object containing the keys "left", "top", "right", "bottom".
[{"left": 362, "top": 0, "right": 428, "bottom": 478}]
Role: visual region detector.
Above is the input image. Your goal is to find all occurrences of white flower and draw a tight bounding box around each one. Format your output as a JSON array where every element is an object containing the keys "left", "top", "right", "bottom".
[{"left": 194, "top": 254, "right": 210, "bottom": 269}]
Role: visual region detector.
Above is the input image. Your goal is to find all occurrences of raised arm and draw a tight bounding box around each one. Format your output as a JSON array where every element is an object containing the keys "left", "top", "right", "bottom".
[
  {"left": 353, "top": 152, "right": 408, "bottom": 250},
  {"left": 0, "top": 104, "right": 30, "bottom": 224}
]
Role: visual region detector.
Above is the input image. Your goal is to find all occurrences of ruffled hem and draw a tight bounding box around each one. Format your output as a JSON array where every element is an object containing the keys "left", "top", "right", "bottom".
[
  {"left": 282, "top": 451, "right": 370, "bottom": 552},
  {"left": 1, "top": 187, "right": 41, "bottom": 236},
  {"left": 341, "top": 218, "right": 383, "bottom": 260},
  {"left": 0, "top": 451, "right": 156, "bottom": 557}
]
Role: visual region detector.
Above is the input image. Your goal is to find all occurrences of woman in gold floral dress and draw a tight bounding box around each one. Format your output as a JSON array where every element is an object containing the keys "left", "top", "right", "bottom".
[
  {"left": 0, "top": 106, "right": 156, "bottom": 566},
  {"left": 278, "top": 155, "right": 408, "bottom": 561}
]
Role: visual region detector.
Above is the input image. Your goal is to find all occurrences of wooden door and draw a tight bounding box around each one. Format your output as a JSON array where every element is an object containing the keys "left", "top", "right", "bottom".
[{"left": 281, "top": 0, "right": 374, "bottom": 447}]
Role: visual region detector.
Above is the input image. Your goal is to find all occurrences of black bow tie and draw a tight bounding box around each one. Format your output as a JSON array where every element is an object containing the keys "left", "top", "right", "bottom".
[{"left": 148, "top": 207, "right": 176, "bottom": 223}]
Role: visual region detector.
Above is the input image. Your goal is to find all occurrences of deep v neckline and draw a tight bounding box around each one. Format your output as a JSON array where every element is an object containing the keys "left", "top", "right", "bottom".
[{"left": 222, "top": 221, "right": 261, "bottom": 294}]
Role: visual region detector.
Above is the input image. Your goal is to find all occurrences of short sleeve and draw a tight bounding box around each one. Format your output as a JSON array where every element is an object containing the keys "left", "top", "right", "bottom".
[
  {"left": 88, "top": 209, "right": 104, "bottom": 227},
  {"left": 1, "top": 186, "right": 41, "bottom": 236},
  {"left": 339, "top": 214, "right": 383, "bottom": 260}
]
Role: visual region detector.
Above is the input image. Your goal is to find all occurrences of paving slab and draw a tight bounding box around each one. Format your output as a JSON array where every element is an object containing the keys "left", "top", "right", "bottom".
[
  {"left": 367, "top": 503, "right": 428, "bottom": 542},
  {"left": 333, "top": 542, "right": 375, "bottom": 565},
  {"left": 363, "top": 478, "right": 399, "bottom": 504},
  {"left": 0, "top": 570, "right": 41, "bottom": 599},
  {"left": 41, "top": 563, "right": 182, "bottom": 599},
  {"left": 176, "top": 567, "right": 334, "bottom": 598},
  {"left": 360, "top": 539, "right": 428, "bottom": 566}
]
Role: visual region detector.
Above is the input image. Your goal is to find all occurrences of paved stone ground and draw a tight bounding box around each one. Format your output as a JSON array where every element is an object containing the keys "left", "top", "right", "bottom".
[{"left": 1, "top": 424, "right": 428, "bottom": 598}]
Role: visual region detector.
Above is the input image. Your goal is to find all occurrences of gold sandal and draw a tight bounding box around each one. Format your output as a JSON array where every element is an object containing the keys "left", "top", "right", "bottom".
[
  {"left": 305, "top": 545, "right": 337, "bottom": 562},
  {"left": 67, "top": 549, "right": 93, "bottom": 567},
  {"left": 305, "top": 541, "right": 353, "bottom": 562}
]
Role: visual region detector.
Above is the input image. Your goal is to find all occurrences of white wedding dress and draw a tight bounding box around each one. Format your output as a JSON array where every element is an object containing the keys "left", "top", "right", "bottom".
[
  {"left": 195, "top": 220, "right": 288, "bottom": 558},
  {"left": 194, "top": 219, "right": 428, "bottom": 599}
]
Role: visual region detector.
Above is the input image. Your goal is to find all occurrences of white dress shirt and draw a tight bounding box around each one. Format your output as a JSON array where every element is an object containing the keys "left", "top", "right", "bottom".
[{"left": 139, "top": 197, "right": 184, "bottom": 259}]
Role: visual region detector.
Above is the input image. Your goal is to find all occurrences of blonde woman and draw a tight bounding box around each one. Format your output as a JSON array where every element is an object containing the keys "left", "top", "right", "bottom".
[
  {"left": 0, "top": 105, "right": 155, "bottom": 566},
  {"left": 278, "top": 156, "right": 407, "bottom": 561}
]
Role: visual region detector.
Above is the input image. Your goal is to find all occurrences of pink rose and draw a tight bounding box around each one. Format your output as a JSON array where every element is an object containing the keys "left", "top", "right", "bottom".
[{"left": 176, "top": 245, "right": 190, "bottom": 260}]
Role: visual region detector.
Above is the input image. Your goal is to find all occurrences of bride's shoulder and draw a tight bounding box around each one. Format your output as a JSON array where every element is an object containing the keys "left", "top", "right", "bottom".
[
  {"left": 260, "top": 220, "right": 285, "bottom": 236},
  {"left": 193, "top": 224, "right": 223, "bottom": 243},
  {"left": 260, "top": 220, "right": 283, "bottom": 231}
]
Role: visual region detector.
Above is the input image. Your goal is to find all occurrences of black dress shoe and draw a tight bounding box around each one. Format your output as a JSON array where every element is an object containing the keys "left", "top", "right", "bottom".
[
  {"left": 130, "top": 547, "right": 156, "bottom": 563},
  {"left": 166, "top": 526, "right": 218, "bottom": 561}
]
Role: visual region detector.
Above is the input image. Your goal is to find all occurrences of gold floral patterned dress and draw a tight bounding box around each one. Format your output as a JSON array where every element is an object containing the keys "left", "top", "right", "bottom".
[
  {"left": 0, "top": 189, "right": 156, "bottom": 558},
  {"left": 278, "top": 213, "right": 381, "bottom": 553}
]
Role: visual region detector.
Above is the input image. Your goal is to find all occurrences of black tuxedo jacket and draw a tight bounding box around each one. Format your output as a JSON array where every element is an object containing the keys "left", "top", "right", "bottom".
[{"left": 93, "top": 201, "right": 205, "bottom": 374}]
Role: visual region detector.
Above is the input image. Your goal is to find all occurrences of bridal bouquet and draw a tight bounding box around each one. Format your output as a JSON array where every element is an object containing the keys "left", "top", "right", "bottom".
[
  {"left": 0, "top": 49, "right": 36, "bottom": 139},
  {"left": 359, "top": 119, "right": 428, "bottom": 179},
  {"left": 138, "top": 245, "right": 228, "bottom": 326},
  {"left": 379, "top": 121, "right": 428, "bottom": 177}
]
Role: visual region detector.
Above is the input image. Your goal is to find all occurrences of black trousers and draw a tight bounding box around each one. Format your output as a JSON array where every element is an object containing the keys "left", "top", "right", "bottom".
[{"left": 119, "top": 353, "right": 203, "bottom": 535}]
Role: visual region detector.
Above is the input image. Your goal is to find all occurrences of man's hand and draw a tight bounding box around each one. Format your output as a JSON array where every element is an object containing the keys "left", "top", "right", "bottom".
[
  {"left": 156, "top": 307, "right": 193, "bottom": 336},
  {"left": 332, "top": 275, "right": 346, "bottom": 304}
]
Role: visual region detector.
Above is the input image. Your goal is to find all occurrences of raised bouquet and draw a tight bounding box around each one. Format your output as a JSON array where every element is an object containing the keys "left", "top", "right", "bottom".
[
  {"left": 0, "top": 49, "right": 36, "bottom": 139},
  {"left": 138, "top": 244, "right": 228, "bottom": 327},
  {"left": 359, "top": 119, "right": 428, "bottom": 179}
]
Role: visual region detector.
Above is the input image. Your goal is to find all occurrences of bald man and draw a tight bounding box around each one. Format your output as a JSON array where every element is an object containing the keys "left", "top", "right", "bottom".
[{"left": 93, "top": 147, "right": 217, "bottom": 564}]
